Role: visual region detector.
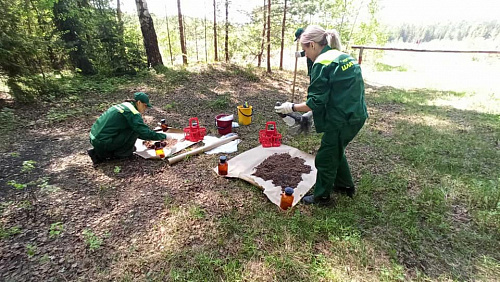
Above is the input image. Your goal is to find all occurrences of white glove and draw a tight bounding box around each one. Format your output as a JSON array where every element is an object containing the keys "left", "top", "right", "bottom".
[
  {"left": 275, "top": 102, "right": 294, "bottom": 114},
  {"left": 295, "top": 51, "right": 302, "bottom": 58}
]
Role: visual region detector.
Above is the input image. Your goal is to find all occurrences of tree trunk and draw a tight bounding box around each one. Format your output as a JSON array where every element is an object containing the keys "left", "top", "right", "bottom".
[
  {"left": 183, "top": 15, "right": 187, "bottom": 54},
  {"left": 257, "top": 0, "right": 266, "bottom": 67},
  {"left": 339, "top": 0, "right": 348, "bottom": 35},
  {"left": 135, "top": 0, "right": 163, "bottom": 67},
  {"left": 165, "top": 8, "right": 174, "bottom": 65},
  {"left": 117, "top": 0, "right": 122, "bottom": 22},
  {"left": 213, "top": 0, "right": 218, "bottom": 61},
  {"left": 225, "top": 0, "right": 229, "bottom": 63},
  {"left": 177, "top": 0, "right": 188, "bottom": 65},
  {"left": 195, "top": 24, "right": 199, "bottom": 61},
  {"left": 266, "top": 0, "right": 271, "bottom": 73},
  {"left": 279, "top": 0, "right": 287, "bottom": 70}
]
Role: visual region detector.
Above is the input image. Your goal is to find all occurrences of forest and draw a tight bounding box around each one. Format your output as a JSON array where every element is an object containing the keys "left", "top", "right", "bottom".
[
  {"left": 389, "top": 20, "right": 500, "bottom": 44},
  {"left": 0, "top": 0, "right": 386, "bottom": 102}
]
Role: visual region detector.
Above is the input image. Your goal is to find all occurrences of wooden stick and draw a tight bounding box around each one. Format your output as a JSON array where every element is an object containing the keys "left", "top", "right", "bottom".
[
  {"left": 291, "top": 40, "right": 299, "bottom": 103},
  {"left": 167, "top": 134, "right": 239, "bottom": 165}
]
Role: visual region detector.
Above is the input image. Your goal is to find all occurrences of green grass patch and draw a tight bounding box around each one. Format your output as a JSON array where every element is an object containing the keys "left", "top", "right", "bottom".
[
  {"left": 0, "top": 225, "right": 21, "bottom": 240},
  {"left": 226, "top": 64, "right": 260, "bottom": 82},
  {"left": 208, "top": 93, "right": 230, "bottom": 110},
  {"left": 374, "top": 62, "right": 408, "bottom": 72},
  {"left": 154, "top": 66, "right": 190, "bottom": 88}
]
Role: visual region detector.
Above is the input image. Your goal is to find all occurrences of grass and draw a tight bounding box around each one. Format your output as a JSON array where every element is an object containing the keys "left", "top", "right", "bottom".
[
  {"left": 82, "top": 229, "right": 103, "bottom": 251},
  {"left": 151, "top": 84, "right": 498, "bottom": 280},
  {"left": 0, "top": 225, "right": 21, "bottom": 240},
  {"left": 375, "top": 62, "right": 408, "bottom": 72},
  {"left": 208, "top": 93, "right": 231, "bottom": 110}
]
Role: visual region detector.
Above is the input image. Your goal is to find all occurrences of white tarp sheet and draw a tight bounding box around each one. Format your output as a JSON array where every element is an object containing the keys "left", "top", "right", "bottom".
[
  {"left": 134, "top": 129, "right": 196, "bottom": 159},
  {"left": 134, "top": 130, "right": 242, "bottom": 159}
]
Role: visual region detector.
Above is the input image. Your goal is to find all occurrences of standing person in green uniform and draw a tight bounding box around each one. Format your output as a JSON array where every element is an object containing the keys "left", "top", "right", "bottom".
[
  {"left": 275, "top": 25, "right": 368, "bottom": 205},
  {"left": 87, "top": 92, "right": 167, "bottom": 166},
  {"left": 294, "top": 27, "right": 313, "bottom": 81}
]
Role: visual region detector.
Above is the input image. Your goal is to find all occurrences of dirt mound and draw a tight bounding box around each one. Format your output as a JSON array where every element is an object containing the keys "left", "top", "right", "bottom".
[{"left": 252, "top": 153, "right": 312, "bottom": 189}]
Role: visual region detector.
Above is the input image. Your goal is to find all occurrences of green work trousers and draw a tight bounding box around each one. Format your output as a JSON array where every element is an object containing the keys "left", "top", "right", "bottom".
[
  {"left": 313, "top": 121, "right": 365, "bottom": 198},
  {"left": 90, "top": 132, "right": 138, "bottom": 160}
]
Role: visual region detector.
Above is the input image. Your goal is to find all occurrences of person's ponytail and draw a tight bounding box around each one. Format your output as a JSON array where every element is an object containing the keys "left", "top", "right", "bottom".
[{"left": 325, "top": 29, "right": 342, "bottom": 51}]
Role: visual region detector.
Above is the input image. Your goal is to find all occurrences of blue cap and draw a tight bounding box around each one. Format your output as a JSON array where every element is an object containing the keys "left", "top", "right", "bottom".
[{"left": 284, "top": 187, "right": 294, "bottom": 195}]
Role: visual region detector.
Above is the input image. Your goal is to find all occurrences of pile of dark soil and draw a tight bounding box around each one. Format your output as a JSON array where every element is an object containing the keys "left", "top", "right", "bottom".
[{"left": 252, "top": 153, "right": 312, "bottom": 189}]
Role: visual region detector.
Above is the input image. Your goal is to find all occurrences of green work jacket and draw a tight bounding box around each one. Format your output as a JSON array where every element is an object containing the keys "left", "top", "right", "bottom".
[
  {"left": 90, "top": 102, "right": 166, "bottom": 146},
  {"left": 305, "top": 46, "right": 368, "bottom": 133}
]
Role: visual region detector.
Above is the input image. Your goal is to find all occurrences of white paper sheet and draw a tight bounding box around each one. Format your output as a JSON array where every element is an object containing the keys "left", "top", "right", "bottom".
[{"left": 134, "top": 129, "right": 197, "bottom": 159}]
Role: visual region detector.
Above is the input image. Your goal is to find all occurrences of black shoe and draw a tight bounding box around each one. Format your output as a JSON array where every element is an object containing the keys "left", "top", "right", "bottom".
[
  {"left": 87, "top": 149, "right": 102, "bottom": 167},
  {"left": 301, "top": 195, "right": 332, "bottom": 205},
  {"left": 333, "top": 186, "right": 356, "bottom": 198},
  {"left": 345, "top": 187, "right": 355, "bottom": 198}
]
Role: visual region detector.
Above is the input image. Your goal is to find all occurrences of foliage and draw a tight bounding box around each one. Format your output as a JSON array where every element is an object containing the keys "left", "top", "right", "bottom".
[
  {"left": 352, "top": 0, "right": 387, "bottom": 47},
  {"left": 153, "top": 65, "right": 190, "bottom": 85},
  {"left": 49, "top": 222, "right": 64, "bottom": 238},
  {"left": 25, "top": 243, "right": 37, "bottom": 257},
  {"left": 208, "top": 93, "right": 230, "bottom": 109},
  {"left": 82, "top": 229, "right": 103, "bottom": 251},
  {"left": 38, "top": 177, "right": 60, "bottom": 193},
  {"left": 163, "top": 102, "right": 177, "bottom": 110},
  {"left": 0, "top": 0, "right": 144, "bottom": 102},
  {"left": 21, "top": 160, "right": 37, "bottom": 173},
  {"left": 7, "top": 180, "right": 28, "bottom": 190},
  {"left": 0, "top": 0, "right": 388, "bottom": 102},
  {"left": 226, "top": 64, "right": 260, "bottom": 82},
  {"left": 0, "top": 108, "right": 17, "bottom": 132},
  {"left": 114, "top": 166, "right": 121, "bottom": 174},
  {"left": 389, "top": 20, "right": 500, "bottom": 43},
  {"left": 0, "top": 225, "right": 21, "bottom": 240}
]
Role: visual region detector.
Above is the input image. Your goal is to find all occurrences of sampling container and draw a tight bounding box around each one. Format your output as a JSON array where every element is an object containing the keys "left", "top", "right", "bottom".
[
  {"left": 218, "top": 155, "right": 228, "bottom": 176},
  {"left": 280, "top": 187, "right": 294, "bottom": 210}
]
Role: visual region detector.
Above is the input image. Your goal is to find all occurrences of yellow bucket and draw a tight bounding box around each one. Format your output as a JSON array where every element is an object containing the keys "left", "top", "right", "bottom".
[{"left": 237, "top": 105, "right": 253, "bottom": 125}]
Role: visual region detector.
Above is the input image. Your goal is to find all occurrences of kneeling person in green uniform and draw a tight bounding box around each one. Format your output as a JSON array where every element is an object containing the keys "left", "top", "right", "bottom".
[
  {"left": 88, "top": 92, "right": 167, "bottom": 166},
  {"left": 275, "top": 25, "right": 368, "bottom": 205}
]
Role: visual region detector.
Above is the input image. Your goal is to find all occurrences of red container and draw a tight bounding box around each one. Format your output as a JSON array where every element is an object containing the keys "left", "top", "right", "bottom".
[
  {"left": 183, "top": 117, "right": 206, "bottom": 142},
  {"left": 259, "top": 121, "right": 282, "bottom": 147},
  {"left": 215, "top": 114, "right": 233, "bottom": 135}
]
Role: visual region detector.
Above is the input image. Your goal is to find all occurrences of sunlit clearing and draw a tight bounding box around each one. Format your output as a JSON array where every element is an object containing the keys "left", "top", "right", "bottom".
[
  {"left": 429, "top": 92, "right": 500, "bottom": 114},
  {"left": 403, "top": 114, "right": 455, "bottom": 131}
]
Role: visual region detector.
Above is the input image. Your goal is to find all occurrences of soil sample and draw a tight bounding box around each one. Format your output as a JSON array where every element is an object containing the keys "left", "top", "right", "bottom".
[
  {"left": 143, "top": 139, "right": 178, "bottom": 149},
  {"left": 252, "top": 153, "right": 312, "bottom": 189}
]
